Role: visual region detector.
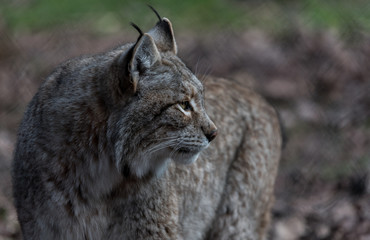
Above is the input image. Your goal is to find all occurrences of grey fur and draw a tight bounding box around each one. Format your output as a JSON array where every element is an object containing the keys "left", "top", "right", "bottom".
[{"left": 12, "top": 13, "right": 281, "bottom": 240}]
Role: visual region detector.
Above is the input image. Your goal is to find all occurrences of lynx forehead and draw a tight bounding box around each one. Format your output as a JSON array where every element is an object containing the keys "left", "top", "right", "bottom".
[{"left": 12, "top": 6, "right": 281, "bottom": 240}]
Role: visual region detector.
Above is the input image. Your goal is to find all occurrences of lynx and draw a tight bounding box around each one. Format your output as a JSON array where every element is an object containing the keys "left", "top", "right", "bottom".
[{"left": 12, "top": 8, "right": 281, "bottom": 240}]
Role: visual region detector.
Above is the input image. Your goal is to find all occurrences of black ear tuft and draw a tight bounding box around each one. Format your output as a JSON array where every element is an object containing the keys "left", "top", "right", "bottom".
[
  {"left": 147, "top": 5, "right": 162, "bottom": 22},
  {"left": 130, "top": 22, "right": 144, "bottom": 41}
]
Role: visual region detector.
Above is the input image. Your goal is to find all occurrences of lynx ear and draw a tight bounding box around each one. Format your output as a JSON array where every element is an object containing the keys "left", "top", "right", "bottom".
[
  {"left": 148, "top": 18, "right": 178, "bottom": 54},
  {"left": 129, "top": 33, "right": 161, "bottom": 91},
  {"left": 110, "top": 33, "right": 160, "bottom": 98}
]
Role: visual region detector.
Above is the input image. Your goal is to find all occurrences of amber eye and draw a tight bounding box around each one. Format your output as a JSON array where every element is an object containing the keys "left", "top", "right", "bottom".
[{"left": 179, "top": 101, "right": 192, "bottom": 111}]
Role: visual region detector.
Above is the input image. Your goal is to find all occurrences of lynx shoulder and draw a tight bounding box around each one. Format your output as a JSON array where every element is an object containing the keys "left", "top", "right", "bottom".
[{"left": 12, "top": 8, "right": 281, "bottom": 240}]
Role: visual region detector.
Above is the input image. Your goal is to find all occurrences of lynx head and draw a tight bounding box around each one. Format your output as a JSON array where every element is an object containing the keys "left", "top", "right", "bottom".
[{"left": 108, "top": 9, "right": 217, "bottom": 178}]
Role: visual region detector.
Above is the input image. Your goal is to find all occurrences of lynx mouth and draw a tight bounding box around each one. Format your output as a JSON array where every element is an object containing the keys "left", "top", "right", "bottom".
[
  {"left": 174, "top": 146, "right": 204, "bottom": 155},
  {"left": 166, "top": 145, "right": 204, "bottom": 164}
]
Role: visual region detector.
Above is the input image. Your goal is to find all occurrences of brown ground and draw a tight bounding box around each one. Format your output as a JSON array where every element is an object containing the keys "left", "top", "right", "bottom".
[{"left": 0, "top": 25, "right": 369, "bottom": 240}]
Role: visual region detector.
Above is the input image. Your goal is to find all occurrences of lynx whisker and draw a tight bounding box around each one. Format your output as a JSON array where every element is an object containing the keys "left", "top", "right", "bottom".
[
  {"left": 146, "top": 141, "right": 177, "bottom": 153},
  {"left": 150, "top": 136, "right": 179, "bottom": 142},
  {"left": 200, "top": 65, "right": 213, "bottom": 84},
  {"left": 146, "top": 139, "right": 178, "bottom": 154},
  {"left": 195, "top": 56, "right": 201, "bottom": 77},
  {"left": 169, "top": 139, "right": 184, "bottom": 159}
]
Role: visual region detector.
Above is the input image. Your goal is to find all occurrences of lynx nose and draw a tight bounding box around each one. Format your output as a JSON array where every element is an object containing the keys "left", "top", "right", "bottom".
[{"left": 205, "top": 129, "right": 217, "bottom": 142}]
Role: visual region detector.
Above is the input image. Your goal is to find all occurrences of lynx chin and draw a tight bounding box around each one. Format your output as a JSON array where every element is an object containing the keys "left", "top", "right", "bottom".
[{"left": 12, "top": 7, "right": 281, "bottom": 240}]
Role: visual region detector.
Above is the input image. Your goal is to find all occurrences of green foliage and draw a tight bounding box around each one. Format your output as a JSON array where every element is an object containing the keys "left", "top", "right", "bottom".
[
  {"left": 298, "top": 0, "right": 370, "bottom": 34},
  {"left": 1, "top": 0, "right": 370, "bottom": 34},
  {"left": 0, "top": 0, "right": 245, "bottom": 32}
]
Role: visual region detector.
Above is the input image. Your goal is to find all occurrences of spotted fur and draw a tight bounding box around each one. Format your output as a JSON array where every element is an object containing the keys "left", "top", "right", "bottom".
[{"left": 12, "top": 11, "right": 281, "bottom": 240}]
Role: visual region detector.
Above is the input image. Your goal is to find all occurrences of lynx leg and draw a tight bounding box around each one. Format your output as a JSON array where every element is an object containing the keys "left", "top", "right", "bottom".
[{"left": 206, "top": 108, "right": 281, "bottom": 240}]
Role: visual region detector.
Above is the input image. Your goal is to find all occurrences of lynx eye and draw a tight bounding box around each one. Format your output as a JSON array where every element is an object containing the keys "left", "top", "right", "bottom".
[{"left": 179, "top": 101, "right": 192, "bottom": 111}]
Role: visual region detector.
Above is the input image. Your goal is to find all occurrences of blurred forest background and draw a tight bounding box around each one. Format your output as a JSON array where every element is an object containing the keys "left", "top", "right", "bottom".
[{"left": 0, "top": 0, "right": 369, "bottom": 239}]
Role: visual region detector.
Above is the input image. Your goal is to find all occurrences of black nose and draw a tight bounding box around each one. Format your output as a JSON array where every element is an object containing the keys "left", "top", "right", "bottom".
[{"left": 205, "top": 129, "right": 217, "bottom": 142}]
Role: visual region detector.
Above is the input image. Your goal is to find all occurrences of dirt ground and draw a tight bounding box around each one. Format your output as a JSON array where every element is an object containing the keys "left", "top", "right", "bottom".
[{"left": 0, "top": 25, "right": 369, "bottom": 239}]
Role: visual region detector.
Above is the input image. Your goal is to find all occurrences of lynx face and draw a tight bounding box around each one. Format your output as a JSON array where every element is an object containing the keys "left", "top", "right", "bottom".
[
  {"left": 112, "top": 20, "right": 217, "bottom": 178},
  {"left": 142, "top": 59, "right": 215, "bottom": 160}
]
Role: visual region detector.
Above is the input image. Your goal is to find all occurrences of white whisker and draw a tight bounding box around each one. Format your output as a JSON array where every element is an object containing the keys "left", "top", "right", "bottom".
[
  {"left": 146, "top": 139, "right": 178, "bottom": 154},
  {"left": 150, "top": 136, "right": 178, "bottom": 142},
  {"left": 169, "top": 139, "right": 184, "bottom": 159}
]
